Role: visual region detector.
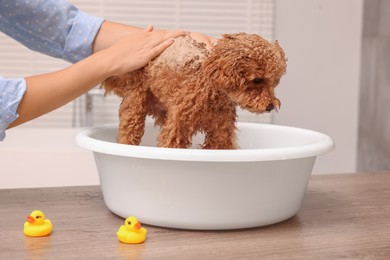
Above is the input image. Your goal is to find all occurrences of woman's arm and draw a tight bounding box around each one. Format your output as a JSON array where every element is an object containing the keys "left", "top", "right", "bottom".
[{"left": 9, "top": 28, "right": 186, "bottom": 128}]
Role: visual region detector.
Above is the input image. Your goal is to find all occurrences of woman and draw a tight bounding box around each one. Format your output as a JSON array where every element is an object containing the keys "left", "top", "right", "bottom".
[{"left": 0, "top": 0, "right": 216, "bottom": 141}]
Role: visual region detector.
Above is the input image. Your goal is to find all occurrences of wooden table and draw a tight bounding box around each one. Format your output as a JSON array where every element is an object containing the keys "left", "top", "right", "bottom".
[{"left": 1, "top": 172, "right": 389, "bottom": 259}]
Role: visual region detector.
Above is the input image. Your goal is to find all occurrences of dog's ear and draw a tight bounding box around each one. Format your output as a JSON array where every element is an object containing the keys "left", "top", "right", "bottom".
[
  {"left": 203, "top": 33, "right": 287, "bottom": 91},
  {"left": 202, "top": 34, "right": 250, "bottom": 91},
  {"left": 202, "top": 51, "right": 245, "bottom": 91}
]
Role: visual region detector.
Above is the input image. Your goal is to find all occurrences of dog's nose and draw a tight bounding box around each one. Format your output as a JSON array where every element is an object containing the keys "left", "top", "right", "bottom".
[{"left": 266, "top": 103, "right": 275, "bottom": 112}]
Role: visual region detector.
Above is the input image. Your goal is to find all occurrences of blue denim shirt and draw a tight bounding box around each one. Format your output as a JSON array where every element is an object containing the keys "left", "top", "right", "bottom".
[{"left": 0, "top": 0, "right": 104, "bottom": 141}]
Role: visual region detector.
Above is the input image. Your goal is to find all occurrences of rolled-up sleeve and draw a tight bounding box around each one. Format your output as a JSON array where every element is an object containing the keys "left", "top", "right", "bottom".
[
  {"left": 0, "top": 77, "right": 27, "bottom": 141},
  {"left": 0, "top": 0, "right": 104, "bottom": 63},
  {"left": 0, "top": 0, "right": 105, "bottom": 141}
]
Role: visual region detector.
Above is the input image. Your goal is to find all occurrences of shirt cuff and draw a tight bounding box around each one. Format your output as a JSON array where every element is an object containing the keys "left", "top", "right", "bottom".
[
  {"left": 63, "top": 11, "right": 105, "bottom": 63},
  {"left": 0, "top": 77, "right": 27, "bottom": 141}
]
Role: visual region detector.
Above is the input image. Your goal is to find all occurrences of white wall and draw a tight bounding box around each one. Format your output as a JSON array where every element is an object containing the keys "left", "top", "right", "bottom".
[
  {"left": 0, "top": 128, "right": 99, "bottom": 189},
  {"left": 274, "top": 0, "right": 363, "bottom": 174}
]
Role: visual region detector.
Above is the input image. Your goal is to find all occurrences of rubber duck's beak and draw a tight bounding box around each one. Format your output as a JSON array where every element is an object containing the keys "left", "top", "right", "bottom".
[
  {"left": 27, "top": 216, "right": 35, "bottom": 223},
  {"left": 134, "top": 222, "right": 141, "bottom": 230}
]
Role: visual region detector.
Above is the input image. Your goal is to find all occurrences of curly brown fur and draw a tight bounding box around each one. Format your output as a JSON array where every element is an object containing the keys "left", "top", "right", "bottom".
[{"left": 103, "top": 33, "right": 287, "bottom": 149}]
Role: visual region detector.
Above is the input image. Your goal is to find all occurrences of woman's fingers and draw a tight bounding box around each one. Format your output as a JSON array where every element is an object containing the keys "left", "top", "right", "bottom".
[
  {"left": 146, "top": 28, "right": 187, "bottom": 46},
  {"left": 165, "top": 29, "right": 188, "bottom": 40},
  {"left": 103, "top": 27, "right": 189, "bottom": 75},
  {"left": 145, "top": 24, "right": 154, "bottom": 32},
  {"left": 149, "top": 37, "right": 175, "bottom": 59},
  {"left": 144, "top": 29, "right": 187, "bottom": 53}
]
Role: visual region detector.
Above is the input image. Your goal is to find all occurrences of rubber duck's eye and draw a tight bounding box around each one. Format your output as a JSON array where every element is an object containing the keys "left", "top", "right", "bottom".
[
  {"left": 36, "top": 216, "right": 41, "bottom": 219},
  {"left": 253, "top": 78, "right": 263, "bottom": 84},
  {"left": 127, "top": 221, "right": 131, "bottom": 225}
]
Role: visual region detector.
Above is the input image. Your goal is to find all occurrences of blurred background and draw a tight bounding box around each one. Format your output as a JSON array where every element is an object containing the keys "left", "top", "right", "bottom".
[{"left": 1, "top": 0, "right": 388, "bottom": 188}]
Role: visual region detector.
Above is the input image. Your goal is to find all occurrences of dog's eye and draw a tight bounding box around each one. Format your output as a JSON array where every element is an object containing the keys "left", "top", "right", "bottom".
[{"left": 253, "top": 78, "right": 263, "bottom": 84}]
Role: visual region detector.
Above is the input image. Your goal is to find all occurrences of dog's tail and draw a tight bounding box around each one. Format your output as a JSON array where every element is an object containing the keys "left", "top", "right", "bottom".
[
  {"left": 101, "top": 69, "right": 145, "bottom": 97},
  {"left": 101, "top": 75, "right": 124, "bottom": 97}
]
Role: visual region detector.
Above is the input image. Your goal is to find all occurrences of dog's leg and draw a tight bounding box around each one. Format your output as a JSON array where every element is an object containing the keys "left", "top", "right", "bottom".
[
  {"left": 157, "top": 112, "right": 196, "bottom": 148},
  {"left": 202, "top": 110, "right": 238, "bottom": 150},
  {"left": 203, "top": 124, "right": 237, "bottom": 149},
  {"left": 118, "top": 89, "right": 148, "bottom": 145}
]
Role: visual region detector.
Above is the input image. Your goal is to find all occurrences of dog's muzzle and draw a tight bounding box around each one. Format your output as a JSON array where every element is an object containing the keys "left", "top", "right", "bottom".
[{"left": 266, "top": 103, "right": 275, "bottom": 112}]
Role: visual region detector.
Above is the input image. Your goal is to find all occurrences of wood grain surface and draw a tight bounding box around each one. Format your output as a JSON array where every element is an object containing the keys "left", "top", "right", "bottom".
[{"left": 1, "top": 172, "right": 389, "bottom": 259}]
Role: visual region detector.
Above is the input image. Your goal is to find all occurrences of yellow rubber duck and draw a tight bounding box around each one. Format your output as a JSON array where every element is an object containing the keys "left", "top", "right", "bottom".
[
  {"left": 24, "top": 210, "right": 52, "bottom": 237},
  {"left": 117, "top": 216, "right": 147, "bottom": 244}
]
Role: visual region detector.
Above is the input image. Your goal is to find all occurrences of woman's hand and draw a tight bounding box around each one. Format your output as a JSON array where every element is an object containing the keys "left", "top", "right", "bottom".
[
  {"left": 102, "top": 25, "right": 187, "bottom": 76},
  {"left": 93, "top": 21, "right": 217, "bottom": 55}
]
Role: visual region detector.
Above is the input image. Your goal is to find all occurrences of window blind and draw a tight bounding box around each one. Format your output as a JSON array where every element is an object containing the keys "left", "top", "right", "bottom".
[{"left": 0, "top": 0, "right": 275, "bottom": 128}]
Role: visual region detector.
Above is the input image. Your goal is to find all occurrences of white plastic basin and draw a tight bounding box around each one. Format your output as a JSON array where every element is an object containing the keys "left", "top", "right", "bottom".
[{"left": 75, "top": 121, "right": 334, "bottom": 230}]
